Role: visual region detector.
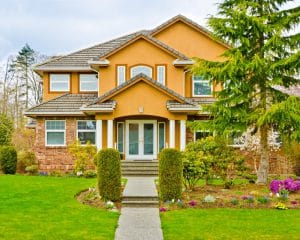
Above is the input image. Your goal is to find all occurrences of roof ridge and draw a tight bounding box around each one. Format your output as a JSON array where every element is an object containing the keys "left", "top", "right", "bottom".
[{"left": 34, "top": 30, "right": 148, "bottom": 68}]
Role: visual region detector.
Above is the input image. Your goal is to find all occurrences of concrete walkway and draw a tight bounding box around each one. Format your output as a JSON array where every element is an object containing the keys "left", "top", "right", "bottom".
[{"left": 115, "top": 177, "right": 163, "bottom": 240}]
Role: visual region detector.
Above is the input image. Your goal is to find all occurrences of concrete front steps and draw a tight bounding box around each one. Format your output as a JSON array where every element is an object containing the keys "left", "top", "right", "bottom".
[
  {"left": 122, "top": 196, "right": 159, "bottom": 208},
  {"left": 121, "top": 160, "right": 158, "bottom": 177},
  {"left": 121, "top": 177, "right": 159, "bottom": 208}
]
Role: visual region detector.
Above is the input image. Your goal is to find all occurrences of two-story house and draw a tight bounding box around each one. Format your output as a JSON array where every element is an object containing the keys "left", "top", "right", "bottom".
[{"left": 25, "top": 15, "right": 229, "bottom": 172}]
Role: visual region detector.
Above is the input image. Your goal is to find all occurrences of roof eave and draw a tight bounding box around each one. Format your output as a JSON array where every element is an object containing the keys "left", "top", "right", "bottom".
[
  {"left": 24, "top": 111, "right": 85, "bottom": 117},
  {"left": 173, "top": 59, "right": 195, "bottom": 66},
  {"left": 88, "top": 59, "right": 110, "bottom": 67}
]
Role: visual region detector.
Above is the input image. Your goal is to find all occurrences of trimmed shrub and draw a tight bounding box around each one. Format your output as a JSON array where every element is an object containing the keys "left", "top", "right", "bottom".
[
  {"left": 0, "top": 114, "right": 13, "bottom": 146},
  {"left": 17, "top": 150, "right": 36, "bottom": 173},
  {"left": 159, "top": 148, "right": 183, "bottom": 201},
  {"left": 95, "top": 148, "right": 121, "bottom": 201},
  {"left": 25, "top": 165, "right": 38, "bottom": 175},
  {"left": 0, "top": 146, "right": 17, "bottom": 174}
]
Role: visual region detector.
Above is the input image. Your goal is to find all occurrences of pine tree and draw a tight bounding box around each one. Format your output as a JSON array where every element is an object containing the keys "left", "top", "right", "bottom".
[{"left": 191, "top": 0, "right": 300, "bottom": 184}]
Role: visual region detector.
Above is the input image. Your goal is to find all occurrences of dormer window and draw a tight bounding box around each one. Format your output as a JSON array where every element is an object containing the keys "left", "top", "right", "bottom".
[
  {"left": 79, "top": 74, "right": 98, "bottom": 92},
  {"left": 130, "top": 65, "right": 152, "bottom": 78},
  {"left": 49, "top": 74, "right": 70, "bottom": 92}
]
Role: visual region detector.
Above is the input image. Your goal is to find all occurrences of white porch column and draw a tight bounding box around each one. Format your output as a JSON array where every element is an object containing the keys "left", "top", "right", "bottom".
[
  {"left": 169, "top": 119, "right": 175, "bottom": 148},
  {"left": 180, "top": 120, "right": 186, "bottom": 151},
  {"left": 96, "top": 120, "right": 102, "bottom": 151},
  {"left": 107, "top": 119, "right": 114, "bottom": 148}
]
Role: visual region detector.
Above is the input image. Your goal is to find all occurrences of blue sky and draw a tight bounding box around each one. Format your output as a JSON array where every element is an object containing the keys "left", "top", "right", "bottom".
[
  {"left": 0, "top": 0, "right": 221, "bottom": 60},
  {"left": 0, "top": 0, "right": 299, "bottom": 61}
]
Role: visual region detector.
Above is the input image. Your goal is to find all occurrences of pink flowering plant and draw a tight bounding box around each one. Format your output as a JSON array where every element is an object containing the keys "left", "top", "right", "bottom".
[{"left": 270, "top": 178, "right": 300, "bottom": 194}]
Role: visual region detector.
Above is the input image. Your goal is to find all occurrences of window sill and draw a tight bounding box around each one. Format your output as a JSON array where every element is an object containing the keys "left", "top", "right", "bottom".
[{"left": 45, "top": 145, "right": 67, "bottom": 149}]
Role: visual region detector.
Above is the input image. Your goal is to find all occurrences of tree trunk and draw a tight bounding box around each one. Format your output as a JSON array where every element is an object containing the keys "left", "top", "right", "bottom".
[{"left": 256, "top": 125, "right": 269, "bottom": 184}]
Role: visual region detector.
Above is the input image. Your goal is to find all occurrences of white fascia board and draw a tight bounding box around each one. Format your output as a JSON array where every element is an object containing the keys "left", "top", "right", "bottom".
[
  {"left": 173, "top": 59, "right": 195, "bottom": 66},
  {"left": 80, "top": 107, "right": 114, "bottom": 112},
  {"left": 88, "top": 59, "right": 110, "bottom": 66},
  {"left": 24, "top": 111, "right": 85, "bottom": 116}
]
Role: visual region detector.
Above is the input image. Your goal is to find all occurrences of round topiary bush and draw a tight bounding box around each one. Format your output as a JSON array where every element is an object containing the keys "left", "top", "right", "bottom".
[
  {"left": 159, "top": 148, "right": 183, "bottom": 201},
  {"left": 0, "top": 146, "right": 17, "bottom": 174},
  {"left": 95, "top": 148, "right": 121, "bottom": 201}
]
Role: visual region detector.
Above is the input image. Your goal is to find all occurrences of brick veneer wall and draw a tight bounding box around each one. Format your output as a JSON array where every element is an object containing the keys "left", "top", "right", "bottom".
[{"left": 34, "top": 117, "right": 95, "bottom": 173}]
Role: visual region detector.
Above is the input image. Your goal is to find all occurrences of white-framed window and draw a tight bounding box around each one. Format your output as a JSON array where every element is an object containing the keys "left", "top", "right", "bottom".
[
  {"left": 156, "top": 65, "right": 166, "bottom": 85},
  {"left": 117, "top": 66, "right": 126, "bottom": 86},
  {"left": 117, "top": 122, "right": 124, "bottom": 153},
  {"left": 158, "top": 122, "right": 165, "bottom": 152},
  {"left": 192, "top": 75, "right": 212, "bottom": 96},
  {"left": 130, "top": 65, "right": 152, "bottom": 78},
  {"left": 194, "top": 130, "right": 213, "bottom": 141},
  {"left": 79, "top": 74, "right": 98, "bottom": 92},
  {"left": 227, "top": 131, "right": 245, "bottom": 147},
  {"left": 45, "top": 120, "right": 66, "bottom": 146},
  {"left": 77, "top": 120, "right": 96, "bottom": 145},
  {"left": 49, "top": 74, "right": 70, "bottom": 92}
]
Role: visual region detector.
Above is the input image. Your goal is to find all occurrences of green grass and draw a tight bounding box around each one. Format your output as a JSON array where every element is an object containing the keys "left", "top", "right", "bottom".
[
  {"left": 161, "top": 208, "right": 300, "bottom": 240},
  {"left": 0, "top": 175, "right": 119, "bottom": 240}
]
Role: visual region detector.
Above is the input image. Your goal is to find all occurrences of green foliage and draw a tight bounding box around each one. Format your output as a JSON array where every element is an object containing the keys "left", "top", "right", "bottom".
[
  {"left": 25, "top": 165, "right": 38, "bottom": 175},
  {"left": 159, "top": 148, "right": 183, "bottom": 201},
  {"left": 17, "top": 150, "right": 36, "bottom": 173},
  {"left": 183, "top": 137, "right": 246, "bottom": 189},
  {"left": 0, "top": 146, "right": 17, "bottom": 174},
  {"left": 83, "top": 170, "right": 97, "bottom": 178},
  {"left": 95, "top": 149, "right": 121, "bottom": 201},
  {"left": 190, "top": 0, "right": 300, "bottom": 184},
  {"left": 68, "top": 140, "right": 97, "bottom": 173},
  {"left": 0, "top": 114, "right": 13, "bottom": 146}
]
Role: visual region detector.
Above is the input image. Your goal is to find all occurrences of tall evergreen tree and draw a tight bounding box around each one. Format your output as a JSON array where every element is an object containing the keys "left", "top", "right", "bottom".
[{"left": 191, "top": 0, "right": 300, "bottom": 184}]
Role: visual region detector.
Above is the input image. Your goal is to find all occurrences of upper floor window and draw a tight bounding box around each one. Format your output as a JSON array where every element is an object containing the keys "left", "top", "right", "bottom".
[
  {"left": 130, "top": 65, "right": 152, "bottom": 78},
  {"left": 79, "top": 74, "right": 98, "bottom": 92},
  {"left": 49, "top": 74, "right": 70, "bottom": 92},
  {"left": 192, "top": 75, "right": 212, "bottom": 97},
  {"left": 45, "top": 120, "right": 66, "bottom": 146},
  {"left": 117, "top": 65, "right": 126, "bottom": 86},
  {"left": 156, "top": 65, "right": 166, "bottom": 85}
]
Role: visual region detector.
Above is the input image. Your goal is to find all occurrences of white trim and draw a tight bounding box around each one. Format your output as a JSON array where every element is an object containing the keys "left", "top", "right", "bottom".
[
  {"left": 49, "top": 74, "right": 70, "bottom": 92},
  {"left": 168, "top": 107, "right": 200, "bottom": 112},
  {"left": 173, "top": 59, "right": 194, "bottom": 66},
  {"left": 125, "top": 120, "right": 157, "bottom": 160},
  {"left": 158, "top": 122, "right": 166, "bottom": 152},
  {"left": 169, "top": 119, "right": 175, "bottom": 148},
  {"left": 156, "top": 65, "right": 165, "bottom": 85},
  {"left": 96, "top": 120, "right": 102, "bottom": 151},
  {"left": 107, "top": 120, "right": 114, "bottom": 148},
  {"left": 80, "top": 107, "right": 114, "bottom": 112},
  {"left": 24, "top": 112, "right": 85, "bottom": 116},
  {"left": 117, "top": 122, "right": 125, "bottom": 153},
  {"left": 45, "top": 120, "right": 66, "bottom": 147},
  {"left": 34, "top": 66, "right": 92, "bottom": 71},
  {"left": 180, "top": 120, "right": 186, "bottom": 150},
  {"left": 88, "top": 59, "right": 110, "bottom": 66},
  {"left": 79, "top": 73, "right": 99, "bottom": 92},
  {"left": 192, "top": 75, "right": 213, "bottom": 97},
  {"left": 76, "top": 120, "right": 96, "bottom": 145},
  {"left": 130, "top": 65, "right": 152, "bottom": 78},
  {"left": 117, "top": 65, "right": 126, "bottom": 86}
]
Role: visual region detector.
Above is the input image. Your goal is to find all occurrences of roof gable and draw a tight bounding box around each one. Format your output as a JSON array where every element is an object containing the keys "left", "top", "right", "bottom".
[
  {"left": 150, "top": 15, "right": 230, "bottom": 49},
  {"left": 89, "top": 73, "right": 192, "bottom": 105}
]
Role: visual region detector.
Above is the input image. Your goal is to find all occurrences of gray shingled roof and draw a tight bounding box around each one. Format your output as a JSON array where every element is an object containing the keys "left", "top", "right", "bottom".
[
  {"left": 87, "top": 73, "right": 195, "bottom": 106},
  {"left": 24, "top": 94, "right": 98, "bottom": 116},
  {"left": 166, "top": 100, "right": 199, "bottom": 110},
  {"left": 81, "top": 100, "right": 116, "bottom": 110},
  {"left": 34, "top": 28, "right": 188, "bottom": 70}
]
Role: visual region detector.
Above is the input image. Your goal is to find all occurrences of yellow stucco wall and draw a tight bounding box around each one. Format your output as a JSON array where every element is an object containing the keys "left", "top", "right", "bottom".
[{"left": 153, "top": 21, "right": 228, "bottom": 59}]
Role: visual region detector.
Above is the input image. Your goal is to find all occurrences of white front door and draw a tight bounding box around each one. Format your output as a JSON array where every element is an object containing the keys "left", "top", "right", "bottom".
[{"left": 125, "top": 120, "right": 157, "bottom": 160}]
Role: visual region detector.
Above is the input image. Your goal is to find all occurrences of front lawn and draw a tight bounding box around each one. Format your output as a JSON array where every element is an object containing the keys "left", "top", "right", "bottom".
[
  {"left": 0, "top": 175, "right": 119, "bottom": 240},
  {"left": 161, "top": 208, "right": 300, "bottom": 240}
]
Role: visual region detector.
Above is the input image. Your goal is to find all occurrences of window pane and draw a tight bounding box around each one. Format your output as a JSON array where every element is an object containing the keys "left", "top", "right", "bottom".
[
  {"left": 131, "top": 66, "right": 152, "bottom": 78},
  {"left": 228, "top": 132, "right": 245, "bottom": 146},
  {"left": 195, "top": 131, "right": 212, "bottom": 141},
  {"left": 46, "top": 121, "right": 65, "bottom": 130},
  {"left": 78, "top": 121, "right": 96, "bottom": 130},
  {"left": 194, "top": 81, "right": 212, "bottom": 96},
  {"left": 78, "top": 132, "right": 96, "bottom": 145},
  {"left": 50, "top": 74, "right": 70, "bottom": 91},
  {"left": 144, "top": 123, "right": 154, "bottom": 155},
  {"left": 80, "top": 74, "right": 98, "bottom": 91},
  {"left": 117, "top": 123, "right": 124, "bottom": 153},
  {"left": 129, "top": 123, "right": 139, "bottom": 155},
  {"left": 47, "top": 132, "right": 65, "bottom": 145},
  {"left": 158, "top": 123, "right": 165, "bottom": 151},
  {"left": 157, "top": 66, "right": 165, "bottom": 85},
  {"left": 117, "top": 66, "right": 126, "bottom": 85}
]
